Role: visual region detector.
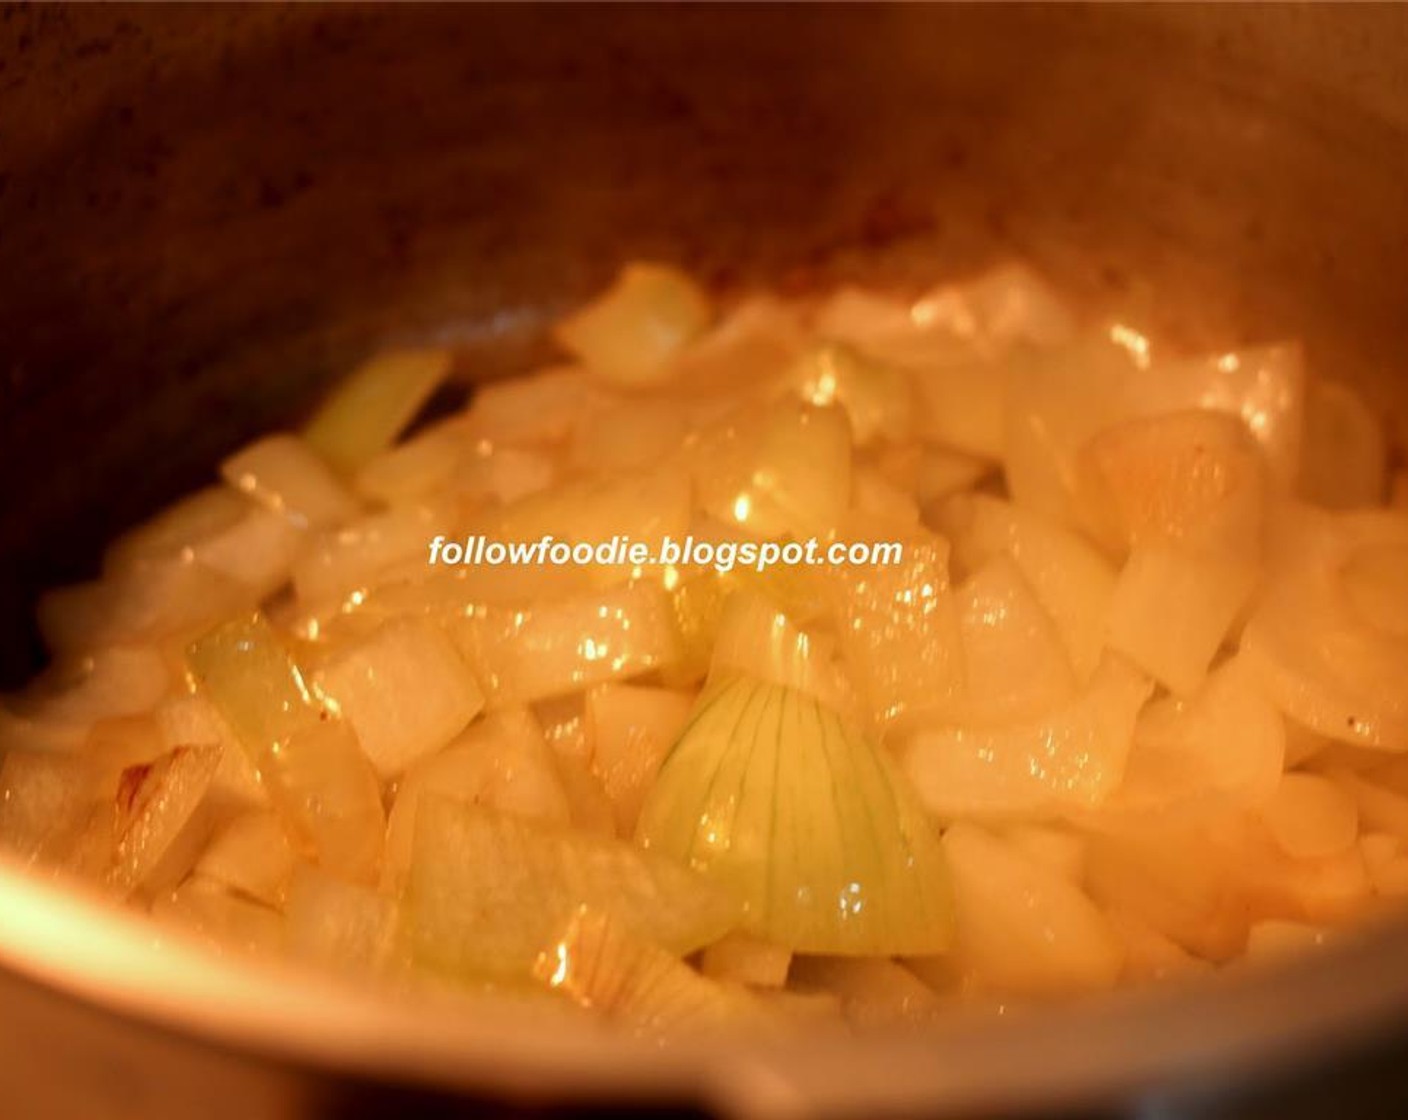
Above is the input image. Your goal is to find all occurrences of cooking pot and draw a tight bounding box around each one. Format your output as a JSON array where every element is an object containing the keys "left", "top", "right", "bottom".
[{"left": 1, "top": 6, "right": 1407, "bottom": 1117}]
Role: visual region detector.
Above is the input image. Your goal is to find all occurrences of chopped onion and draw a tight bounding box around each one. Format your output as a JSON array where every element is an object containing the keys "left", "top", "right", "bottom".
[
  {"left": 103, "top": 486, "right": 250, "bottom": 575},
  {"left": 38, "top": 561, "right": 248, "bottom": 654},
  {"left": 22, "top": 645, "right": 170, "bottom": 727},
  {"left": 937, "top": 494, "right": 1115, "bottom": 682},
  {"left": 221, "top": 434, "right": 360, "bottom": 531},
  {"left": 828, "top": 528, "right": 963, "bottom": 732},
  {"left": 955, "top": 555, "right": 1078, "bottom": 724},
  {"left": 913, "top": 263, "right": 1078, "bottom": 350},
  {"left": 699, "top": 931, "right": 792, "bottom": 989},
  {"left": 313, "top": 618, "right": 484, "bottom": 779},
  {"left": 186, "top": 614, "right": 385, "bottom": 881},
  {"left": 0, "top": 749, "right": 97, "bottom": 864},
  {"left": 1298, "top": 379, "right": 1388, "bottom": 509},
  {"left": 534, "top": 906, "right": 764, "bottom": 1035},
  {"left": 1105, "top": 656, "right": 1285, "bottom": 820},
  {"left": 709, "top": 591, "right": 855, "bottom": 716},
  {"left": 191, "top": 506, "right": 307, "bottom": 600},
  {"left": 154, "top": 693, "right": 268, "bottom": 810},
  {"left": 107, "top": 745, "right": 220, "bottom": 897},
  {"left": 1075, "top": 408, "right": 1267, "bottom": 556},
  {"left": 292, "top": 500, "right": 453, "bottom": 606},
  {"left": 405, "top": 799, "right": 739, "bottom": 980},
  {"left": 693, "top": 401, "right": 853, "bottom": 539},
  {"left": 565, "top": 395, "right": 688, "bottom": 474},
  {"left": 586, "top": 684, "right": 695, "bottom": 836},
  {"left": 465, "top": 366, "right": 592, "bottom": 448},
  {"left": 783, "top": 343, "right": 912, "bottom": 447},
  {"left": 671, "top": 297, "right": 806, "bottom": 399},
  {"left": 942, "top": 823, "right": 1122, "bottom": 995},
  {"left": 788, "top": 956, "right": 940, "bottom": 1028},
  {"left": 284, "top": 864, "right": 397, "bottom": 970},
  {"left": 451, "top": 582, "right": 684, "bottom": 706},
  {"left": 902, "top": 655, "right": 1152, "bottom": 819},
  {"left": 304, "top": 348, "right": 452, "bottom": 473},
  {"left": 1240, "top": 507, "right": 1408, "bottom": 750},
  {"left": 195, "top": 810, "right": 296, "bottom": 907},
  {"left": 554, "top": 263, "right": 711, "bottom": 388},
  {"left": 354, "top": 420, "right": 468, "bottom": 506},
  {"left": 635, "top": 675, "right": 954, "bottom": 956},
  {"left": 383, "top": 710, "right": 572, "bottom": 891},
  {"left": 1259, "top": 774, "right": 1358, "bottom": 859},
  {"left": 1107, "top": 544, "right": 1258, "bottom": 696},
  {"left": 150, "top": 875, "right": 284, "bottom": 955}
]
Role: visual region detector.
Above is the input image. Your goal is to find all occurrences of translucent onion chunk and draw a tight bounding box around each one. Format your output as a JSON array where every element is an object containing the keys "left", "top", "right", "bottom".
[
  {"left": 635, "top": 675, "right": 954, "bottom": 956},
  {"left": 186, "top": 614, "right": 385, "bottom": 881},
  {"left": 406, "top": 798, "right": 739, "bottom": 980},
  {"left": 304, "top": 348, "right": 452, "bottom": 472},
  {"left": 941, "top": 823, "right": 1122, "bottom": 996},
  {"left": 535, "top": 906, "right": 766, "bottom": 1035},
  {"left": 313, "top": 617, "right": 484, "bottom": 779},
  {"left": 221, "top": 434, "right": 360, "bottom": 531},
  {"left": 554, "top": 263, "right": 711, "bottom": 388},
  {"left": 1240, "top": 507, "right": 1408, "bottom": 750},
  {"left": 902, "top": 655, "right": 1153, "bottom": 819}
]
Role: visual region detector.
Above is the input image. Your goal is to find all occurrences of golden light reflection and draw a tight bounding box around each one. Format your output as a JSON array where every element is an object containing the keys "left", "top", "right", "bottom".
[{"left": 1109, "top": 323, "right": 1152, "bottom": 369}]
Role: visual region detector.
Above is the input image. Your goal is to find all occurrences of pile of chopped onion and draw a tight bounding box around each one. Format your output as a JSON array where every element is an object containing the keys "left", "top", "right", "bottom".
[{"left": 3, "top": 258, "right": 1406, "bottom": 1034}]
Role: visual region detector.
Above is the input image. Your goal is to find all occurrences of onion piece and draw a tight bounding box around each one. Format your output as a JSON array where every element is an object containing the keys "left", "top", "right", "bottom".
[
  {"left": 1097, "top": 656, "right": 1284, "bottom": 822},
  {"left": 636, "top": 675, "right": 954, "bottom": 956},
  {"left": 902, "top": 655, "right": 1152, "bottom": 819},
  {"left": 1107, "top": 544, "right": 1258, "bottom": 696},
  {"left": 151, "top": 875, "right": 284, "bottom": 955},
  {"left": 708, "top": 592, "right": 854, "bottom": 716},
  {"left": 1075, "top": 408, "right": 1267, "bottom": 556},
  {"left": 465, "top": 366, "right": 592, "bottom": 447},
  {"left": 107, "top": 745, "right": 220, "bottom": 897},
  {"left": 451, "top": 582, "right": 684, "bottom": 707},
  {"left": 0, "top": 749, "right": 98, "bottom": 864},
  {"left": 535, "top": 906, "right": 765, "bottom": 1035},
  {"left": 1298, "top": 379, "right": 1388, "bottom": 509},
  {"left": 783, "top": 343, "right": 912, "bottom": 447},
  {"left": 153, "top": 693, "right": 268, "bottom": 810},
  {"left": 789, "top": 956, "right": 940, "bottom": 1028},
  {"left": 313, "top": 618, "right": 484, "bottom": 779},
  {"left": 383, "top": 710, "right": 572, "bottom": 891},
  {"left": 942, "top": 823, "right": 1122, "bottom": 996},
  {"left": 693, "top": 401, "right": 853, "bottom": 540},
  {"left": 304, "top": 348, "right": 453, "bottom": 473},
  {"left": 22, "top": 646, "right": 170, "bottom": 727},
  {"left": 186, "top": 614, "right": 385, "bottom": 882},
  {"left": 221, "top": 434, "right": 360, "bottom": 531},
  {"left": 586, "top": 684, "right": 695, "bottom": 836},
  {"left": 565, "top": 394, "right": 688, "bottom": 474},
  {"left": 936, "top": 494, "right": 1116, "bottom": 682},
  {"left": 292, "top": 500, "right": 454, "bottom": 606},
  {"left": 555, "top": 263, "right": 711, "bottom": 389},
  {"left": 698, "top": 932, "right": 792, "bottom": 989},
  {"left": 354, "top": 420, "right": 468, "bottom": 506},
  {"left": 1259, "top": 774, "right": 1358, "bottom": 860},
  {"left": 195, "top": 810, "right": 296, "bottom": 907},
  {"left": 1240, "top": 507, "right": 1408, "bottom": 750},
  {"left": 38, "top": 561, "right": 249, "bottom": 655},
  {"left": 955, "top": 555, "right": 1078, "bottom": 724},
  {"left": 284, "top": 864, "right": 397, "bottom": 971},
  {"left": 103, "top": 486, "right": 250, "bottom": 575},
  {"left": 405, "top": 799, "right": 739, "bottom": 980},
  {"left": 828, "top": 527, "right": 964, "bottom": 732},
  {"left": 912, "top": 263, "right": 1078, "bottom": 350}
]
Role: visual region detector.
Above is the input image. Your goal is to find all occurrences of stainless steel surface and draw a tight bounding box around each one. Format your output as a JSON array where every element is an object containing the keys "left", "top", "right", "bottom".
[{"left": 1, "top": 5, "right": 1406, "bottom": 1117}]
